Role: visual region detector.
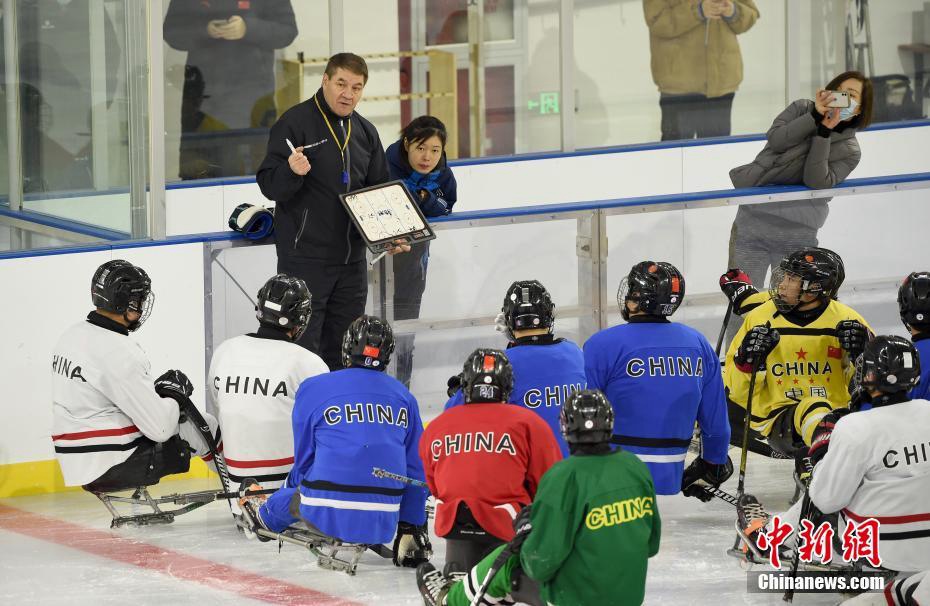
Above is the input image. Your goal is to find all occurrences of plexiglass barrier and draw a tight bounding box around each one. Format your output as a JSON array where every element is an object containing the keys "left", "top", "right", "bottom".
[{"left": 205, "top": 174, "right": 930, "bottom": 420}]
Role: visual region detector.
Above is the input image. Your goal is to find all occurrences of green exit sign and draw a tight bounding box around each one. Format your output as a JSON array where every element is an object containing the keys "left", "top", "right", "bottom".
[{"left": 527, "top": 92, "right": 559, "bottom": 115}]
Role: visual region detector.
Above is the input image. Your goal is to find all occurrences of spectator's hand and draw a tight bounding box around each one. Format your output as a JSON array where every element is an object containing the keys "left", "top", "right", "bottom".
[
  {"left": 288, "top": 148, "right": 311, "bottom": 176},
  {"left": 822, "top": 108, "right": 842, "bottom": 130},
  {"left": 386, "top": 239, "right": 412, "bottom": 256},
  {"left": 716, "top": 0, "right": 736, "bottom": 18},
  {"left": 701, "top": 0, "right": 723, "bottom": 18},
  {"left": 814, "top": 89, "right": 834, "bottom": 115},
  {"left": 207, "top": 19, "right": 226, "bottom": 39},
  {"left": 218, "top": 15, "right": 247, "bottom": 40}
]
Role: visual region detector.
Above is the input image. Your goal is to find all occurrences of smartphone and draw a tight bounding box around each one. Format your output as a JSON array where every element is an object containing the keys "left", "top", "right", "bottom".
[{"left": 826, "top": 91, "right": 850, "bottom": 108}]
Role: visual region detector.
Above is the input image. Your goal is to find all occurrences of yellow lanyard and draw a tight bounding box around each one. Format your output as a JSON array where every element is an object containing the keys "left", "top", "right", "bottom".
[{"left": 314, "top": 94, "right": 352, "bottom": 184}]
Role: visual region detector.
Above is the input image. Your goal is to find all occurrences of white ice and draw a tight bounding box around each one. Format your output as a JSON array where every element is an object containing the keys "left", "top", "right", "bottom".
[{"left": 1, "top": 450, "right": 856, "bottom": 606}]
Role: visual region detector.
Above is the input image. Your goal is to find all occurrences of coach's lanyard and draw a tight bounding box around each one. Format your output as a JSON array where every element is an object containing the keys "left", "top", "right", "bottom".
[{"left": 314, "top": 94, "right": 352, "bottom": 185}]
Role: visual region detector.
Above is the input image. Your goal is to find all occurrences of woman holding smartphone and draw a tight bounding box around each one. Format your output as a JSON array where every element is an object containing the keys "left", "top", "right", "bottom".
[
  {"left": 727, "top": 71, "right": 873, "bottom": 289},
  {"left": 386, "top": 116, "right": 457, "bottom": 388}
]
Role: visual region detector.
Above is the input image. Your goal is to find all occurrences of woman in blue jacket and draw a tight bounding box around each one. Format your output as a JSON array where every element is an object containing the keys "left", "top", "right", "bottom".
[{"left": 386, "top": 116, "right": 457, "bottom": 388}]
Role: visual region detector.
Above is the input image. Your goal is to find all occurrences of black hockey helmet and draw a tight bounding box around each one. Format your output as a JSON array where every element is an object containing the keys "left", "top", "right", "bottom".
[
  {"left": 255, "top": 274, "right": 312, "bottom": 340},
  {"left": 898, "top": 271, "right": 930, "bottom": 330},
  {"left": 342, "top": 315, "right": 394, "bottom": 370},
  {"left": 560, "top": 389, "right": 614, "bottom": 445},
  {"left": 618, "top": 261, "right": 685, "bottom": 321},
  {"left": 501, "top": 279, "right": 555, "bottom": 339},
  {"left": 91, "top": 259, "right": 153, "bottom": 331},
  {"left": 770, "top": 247, "right": 843, "bottom": 313},
  {"left": 853, "top": 335, "right": 921, "bottom": 397},
  {"left": 461, "top": 348, "right": 514, "bottom": 404}
]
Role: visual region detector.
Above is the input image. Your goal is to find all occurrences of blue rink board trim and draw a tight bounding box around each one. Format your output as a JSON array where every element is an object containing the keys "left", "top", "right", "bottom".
[{"left": 4, "top": 171, "right": 929, "bottom": 261}]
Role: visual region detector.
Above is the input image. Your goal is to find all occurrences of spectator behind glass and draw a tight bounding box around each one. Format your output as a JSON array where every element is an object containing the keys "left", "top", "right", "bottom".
[
  {"left": 0, "top": 0, "right": 120, "bottom": 193},
  {"left": 164, "top": 0, "right": 297, "bottom": 180},
  {"left": 385, "top": 116, "right": 457, "bottom": 389},
  {"left": 643, "top": 0, "right": 759, "bottom": 141},
  {"left": 728, "top": 71, "right": 873, "bottom": 290}
]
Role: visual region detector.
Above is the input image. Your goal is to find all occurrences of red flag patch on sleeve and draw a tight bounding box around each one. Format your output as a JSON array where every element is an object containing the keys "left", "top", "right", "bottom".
[
  {"left": 363, "top": 345, "right": 380, "bottom": 357},
  {"left": 828, "top": 346, "right": 843, "bottom": 359}
]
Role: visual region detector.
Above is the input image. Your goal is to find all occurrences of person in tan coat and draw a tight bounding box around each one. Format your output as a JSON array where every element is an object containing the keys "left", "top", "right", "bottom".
[{"left": 643, "top": 0, "right": 759, "bottom": 141}]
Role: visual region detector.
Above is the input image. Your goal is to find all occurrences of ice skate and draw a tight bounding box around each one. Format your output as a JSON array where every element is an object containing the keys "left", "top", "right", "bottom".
[{"left": 417, "top": 562, "right": 456, "bottom": 606}]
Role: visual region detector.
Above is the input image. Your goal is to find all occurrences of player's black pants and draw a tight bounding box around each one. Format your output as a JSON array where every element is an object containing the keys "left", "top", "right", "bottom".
[
  {"left": 659, "top": 93, "right": 734, "bottom": 141},
  {"left": 392, "top": 241, "right": 431, "bottom": 388},
  {"left": 277, "top": 257, "right": 368, "bottom": 371},
  {"left": 443, "top": 503, "right": 505, "bottom": 572},
  {"left": 727, "top": 399, "right": 804, "bottom": 458},
  {"left": 83, "top": 435, "right": 191, "bottom": 493}
]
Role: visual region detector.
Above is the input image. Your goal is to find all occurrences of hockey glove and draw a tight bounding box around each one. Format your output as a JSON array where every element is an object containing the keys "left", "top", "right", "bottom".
[
  {"left": 719, "top": 269, "right": 759, "bottom": 313},
  {"left": 446, "top": 373, "right": 463, "bottom": 398},
  {"left": 681, "top": 456, "right": 734, "bottom": 502},
  {"left": 393, "top": 522, "right": 432, "bottom": 568},
  {"left": 154, "top": 369, "right": 194, "bottom": 400},
  {"left": 510, "top": 504, "right": 533, "bottom": 552},
  {"left": 735, "top": 325, "right": 781, "bottom": 370},
  {"left": 835, "top": 320, "right": 870, "bottom": 360},
  {"left": 807, "top": 408, "right": 851, "bottom": 466}
]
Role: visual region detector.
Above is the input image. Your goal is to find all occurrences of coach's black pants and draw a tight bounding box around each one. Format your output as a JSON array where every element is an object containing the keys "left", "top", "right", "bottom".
[
  {"left": 277, "top": 258, "right": 368, "bottom": 371},
  {"left": 392, "top": 241, "right": 431, "bottom": 387}
]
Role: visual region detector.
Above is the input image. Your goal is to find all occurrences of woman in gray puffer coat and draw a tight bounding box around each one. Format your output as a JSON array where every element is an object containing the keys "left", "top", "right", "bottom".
[{"left": 727, "top": 70, "right": 873, "bottom": 288}]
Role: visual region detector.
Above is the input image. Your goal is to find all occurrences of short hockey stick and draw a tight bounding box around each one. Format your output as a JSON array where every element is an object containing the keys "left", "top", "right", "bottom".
[
  {"left": 715, "top": 300, "right": 734, "bottom": 358},
  {"left": 372, "top": 467, "right": 428, "bottom": 488}
]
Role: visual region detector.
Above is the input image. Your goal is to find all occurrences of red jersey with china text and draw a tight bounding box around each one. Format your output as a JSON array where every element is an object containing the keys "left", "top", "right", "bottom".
[{"left": 420, "top": 402, "right": 562, "bottom": 541}]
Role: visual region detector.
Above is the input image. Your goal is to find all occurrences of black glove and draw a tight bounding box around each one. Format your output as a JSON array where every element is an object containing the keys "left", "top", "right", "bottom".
[
  {"left": 446, "top": 373, "right": 463, "bottom": 398},
  {"left": 735, "top": 324, "right": 781, "bottom": 369},
  {"left": 510, "top": 504, "right": 533, "bottom": 551},
  {"left": 681, "top": 457, "right": 734, "bottom": 501},
  {"left": 836, "top": 320, "right": 870, "bottom": 360},
  {"left": 392, "top": 521, "right": 432, "bottom": 568},
  {"left": 719, "top": 268, "right": 759, "bottom": 312},
  {"left": 807, "top": 408, "right": 851, "bottom": 466},
  {"left": 154, "top": 369, "right": 194, "bottom": 401}
]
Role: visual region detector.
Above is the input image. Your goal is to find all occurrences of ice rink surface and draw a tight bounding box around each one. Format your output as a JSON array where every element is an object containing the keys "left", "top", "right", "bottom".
[{"left": 1, "top": 450, "right": 857, "bottom": 606}]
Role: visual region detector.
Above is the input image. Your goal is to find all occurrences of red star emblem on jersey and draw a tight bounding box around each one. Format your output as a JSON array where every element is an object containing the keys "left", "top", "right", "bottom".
[
  {"left": 776, "top": 379, "right": 783, "bottom": 385},
  {"left": 826, "top": 377, "right": 830, "bottom": 383},
  {"left": 793, "top": 379, "right": 800, "bottom": 385},
  {"left": 809, "top": 377, "right": 815, "bottom": 384},
  {"left": 796, "top": 348, "right": 808, "bottom": 360}
]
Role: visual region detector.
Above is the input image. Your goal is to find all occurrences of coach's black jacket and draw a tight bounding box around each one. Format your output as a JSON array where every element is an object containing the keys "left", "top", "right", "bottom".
[{"left": 256, "top": 89, "right": 389, "bottom": 264}]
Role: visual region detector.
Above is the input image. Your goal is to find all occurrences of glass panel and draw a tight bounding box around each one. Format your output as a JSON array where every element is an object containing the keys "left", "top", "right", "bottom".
[
  {"left": 0, "top": 0, "right": 143, "bottom": 252},
  {"left": 426, "top": 0, "right": 515, "bottom": 46},
  {"left": 162, "top": 0, "right": 327, "bottom": 182},
  {"left": 799, "top": 1, "right": 930, "bottom": 126},
  {"left": 575, "top": 0, "right": 785, "bottom": 148}
]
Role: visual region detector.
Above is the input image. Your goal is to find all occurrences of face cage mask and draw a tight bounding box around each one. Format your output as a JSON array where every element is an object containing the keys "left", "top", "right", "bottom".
[
  {"left": 617, "top": 278, "right": 634, "bottom": 320},
  {"left": 290, "top": 301, "right": 312, "bottom": 341},
  {"left": 125, "top": 291, "right": 154, "bottom": 331},
  {"left": 769, "top": 267, "right": 825, "bottom": 314}
]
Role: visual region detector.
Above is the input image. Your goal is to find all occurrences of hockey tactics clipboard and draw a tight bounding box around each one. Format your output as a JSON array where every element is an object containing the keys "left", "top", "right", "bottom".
[{"left": 338, "top": 180, "right": 437, "bottom": 254}]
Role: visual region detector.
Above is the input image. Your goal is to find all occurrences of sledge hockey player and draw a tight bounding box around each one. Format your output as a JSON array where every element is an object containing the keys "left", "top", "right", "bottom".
[
  {"left": 736, "top": 336, "right": 930, "bottom": 580},
  {"left": 583, "top": 261, "right": 733, "bottom": 499},
  {"left": 51, "top": 260, "right": 217, "bottom": 524},
  {"left": 207, "top": 274, "right": 328, "bottom": 506},
  {"left": 422, "top": 348, "right": 563, "bottom": 572},
  {"left": 238, "top": 315, "right": 431, "bottom": 570},
  {"left": 724, "top": 247, "right": 871, "bottom": 458},
  {"left": 445, "top": 279, "right": 586, "bottom": 456},
  {"left": 416, "top": 389, "right": 660, "bottom": 606},
  {"left": 898, "top": 271, "right": 930, "bottom": 401}
]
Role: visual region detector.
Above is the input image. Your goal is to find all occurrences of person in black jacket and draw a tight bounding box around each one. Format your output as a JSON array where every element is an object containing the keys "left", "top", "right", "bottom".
[
  {"left": 164, "top": 0, "right": 297, "bottom": 179},
  {"left": 386, "top": 116, "right": 457, "bottom": 387},
  {"left": 256, "top": 52, "right": 404, "bottom": 370}
]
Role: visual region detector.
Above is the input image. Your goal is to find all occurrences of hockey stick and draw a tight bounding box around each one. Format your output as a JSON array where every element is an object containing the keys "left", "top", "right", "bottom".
[
  {"left": 715, "top": 301, "right": 734, "bottom": 358},
  {"left": 372, "top": 467, "right": 428, "bottom": 488},
  {"left": 469, "top": 542, "right": 517, "bottom": 606},
  {"left": 176, "top": 394, "right": 236, "bottom": 516},
  {"left": 736, "top": 348, "right": 765, "bottom": 499},
  {"left": 701, "top": 485, "right": 739, "bottom": 507},
  {"left": 784, "top": 458, "right": 815, "bottom": 603}
]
